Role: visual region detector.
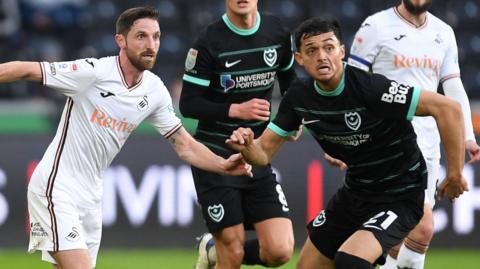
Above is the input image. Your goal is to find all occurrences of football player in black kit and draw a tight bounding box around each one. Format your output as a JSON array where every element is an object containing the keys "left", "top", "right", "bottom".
[
  {"left": 179, "top": 0, "right": 296, "bottom": 268},
  {"left": 227, "top": 17, "right": 468, "bottom": 269}
]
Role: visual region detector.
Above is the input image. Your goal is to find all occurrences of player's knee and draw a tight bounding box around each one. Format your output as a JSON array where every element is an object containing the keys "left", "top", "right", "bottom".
[
  {"left": 334, "top": 251, "right": 374, "bottom": 269},
  {"left": 261, "top": 242, "right": 293, "bottom": 266},
  {"left": 221, "top": 239, "right": 245, "bottom": 264},
  {"left": 411, "top": 217, "right": 434, "bottom": 243}
]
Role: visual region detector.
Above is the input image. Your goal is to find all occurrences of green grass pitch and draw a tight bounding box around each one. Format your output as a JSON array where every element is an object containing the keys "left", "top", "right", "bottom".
[{"left": 0, "top": 248, "right": 478, "bottom": 268}]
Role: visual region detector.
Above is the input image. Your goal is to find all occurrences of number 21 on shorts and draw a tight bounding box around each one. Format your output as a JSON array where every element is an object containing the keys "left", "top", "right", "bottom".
[{"left": 363, "top": 210, "right": 398, "bottom": 231}]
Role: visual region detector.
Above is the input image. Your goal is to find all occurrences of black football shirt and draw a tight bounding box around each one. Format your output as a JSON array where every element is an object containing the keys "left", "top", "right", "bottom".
[{"left": 271, "top": 64, "right": 428, "bottom": 201}]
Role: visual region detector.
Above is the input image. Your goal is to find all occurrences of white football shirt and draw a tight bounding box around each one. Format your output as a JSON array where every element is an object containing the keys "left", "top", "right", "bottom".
[
  {"left": 29, "top": 56, "right": 182, "bottom": 207},
  {"left": 348, "top": 7, "right": 460, "bottom": 159}
]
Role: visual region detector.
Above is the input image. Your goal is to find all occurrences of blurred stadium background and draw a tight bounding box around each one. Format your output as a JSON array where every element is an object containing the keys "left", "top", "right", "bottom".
[{"left": 0, "top": 0, "right": 479, "bottom": 268}]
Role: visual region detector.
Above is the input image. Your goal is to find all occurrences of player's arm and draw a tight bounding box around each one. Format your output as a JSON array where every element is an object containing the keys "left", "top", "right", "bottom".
[
  {"left": 179, "top": 81, "right": 232, "bottom": 121},
  {"left": 324, "top": 153, "right": 347, "bottom": 171},
  {"left": 226, "top": 127, "right": 287, "bottom": 166},
  {"left": 180, "top": 81, "right": 271, "bottom": 122},
  {"left": 0, "top": 61, "right": 42, "bottom": 83},
  {"left": 277, "top": 65, "right": 296, "bottom": 96},
  {"left": 168, "top": 126, "right": 252, "bottom": 177},
  {"left": 277, "top": 34, "right": 296, "bottom": 95},
  {"left": 415, "top": 90, "right": 468, "bottom": 201},
  {"left": 440, "top": 26, "right": 480, "bottom": 163},
  {"left": 443, "top": 77, "right": 480, "bottom": 163}
]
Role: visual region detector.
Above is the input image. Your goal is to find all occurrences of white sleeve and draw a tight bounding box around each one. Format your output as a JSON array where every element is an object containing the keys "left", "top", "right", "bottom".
[
  {"left": 147, "top": 83, "right": 182, "bottom": 138},
  {"left": 439, "top": 27, "right": 461, "bottom": 82},
  {"left": 348, "top": 17, "right": 380, "bottom": 71},
  {"left": 442, "top": 77, "right": 475, "bottom": 142},
  {"left": 40, "top": 58, "right": 97, "bottom": 97}
]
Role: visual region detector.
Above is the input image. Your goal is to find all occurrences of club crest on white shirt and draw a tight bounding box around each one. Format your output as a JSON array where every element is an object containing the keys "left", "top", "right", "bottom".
[{"left": 137, "top": 96, "right": 149, "bottom": 111}]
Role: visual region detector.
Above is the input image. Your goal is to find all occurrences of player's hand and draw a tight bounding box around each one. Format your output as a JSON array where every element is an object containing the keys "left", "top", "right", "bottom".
[
  {"left": 437, "top": 175, "right": 469, "bottom": 202},
  {"left": 465, "top": 140, "right": 480, "bottom": 164},
  {"left": 229, "top": 98, "right": 270, "bottom": 121},
  {"left": 324, "top": 153, "right": 347, "bottom": 171},
  {"left": 287, "top": 125, "right": 303, "bottom": 142},
  {"left": 225, "top": 127, "right": 254, "bottom": 152},
  {"left": 222, "top": 153, "right": 253, "bottom": 177}
]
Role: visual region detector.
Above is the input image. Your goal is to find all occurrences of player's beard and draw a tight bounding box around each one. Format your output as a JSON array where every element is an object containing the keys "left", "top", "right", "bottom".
[
  {"left": 402, "top": 0, "right": 432, "bottom": 15},
  {"left": 125, "top": 46, "right": 157, "bottom": 71}
]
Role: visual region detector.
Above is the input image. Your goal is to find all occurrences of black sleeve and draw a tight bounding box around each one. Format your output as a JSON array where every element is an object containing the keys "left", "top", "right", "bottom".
[
  {"left": 361, "top": 71, "right": 420, "bottom": 121},
  {"left": 179, "top": 81, "right": 231, "bottom": 121},
  {"left": 179, "top": 31, "right": 231, "bottom": 121},
  {"left": 277, "top": 67, "right": 296, "bottom": 95},
  {"left": 270, "top": 87, "right": 302, "bottom": 134},
  {"left": 277, "top": 31, "right": 296, "bottom": 95}
]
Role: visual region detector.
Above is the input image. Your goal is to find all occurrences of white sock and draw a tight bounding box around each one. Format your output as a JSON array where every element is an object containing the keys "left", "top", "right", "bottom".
[
  {"left": 396, "top": 244, "right": 426, "bottom": 269},
  {"left": 379, "top": 254, "right": 398, "bottom": 269}
]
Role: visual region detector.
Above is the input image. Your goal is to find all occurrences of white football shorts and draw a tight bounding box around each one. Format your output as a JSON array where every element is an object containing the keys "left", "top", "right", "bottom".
[{"left": 27, "top": 190, "right": 102, "bottom": 267}]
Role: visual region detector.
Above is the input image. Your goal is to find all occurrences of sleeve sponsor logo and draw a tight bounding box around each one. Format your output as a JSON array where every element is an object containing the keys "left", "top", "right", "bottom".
[
  {"left": 185, "top": 48, "right": 198, "bottom": 71},
  {"left": 52, "top": 62, "right": 79, "bottom": 74},
  {"left": 381, "top": 81, "right": 410, "bottom": 104},
  {"left": 49, "top": 63, "right": 56, "bottom": 75}
]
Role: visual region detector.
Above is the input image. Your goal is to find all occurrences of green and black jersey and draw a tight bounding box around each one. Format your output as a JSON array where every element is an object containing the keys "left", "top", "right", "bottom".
[
  {"left": 270, "top": 64, "right": 427, "bottom": 202},
  {"left": 180, "top": 12, "right": 295, "bottom": 179}
]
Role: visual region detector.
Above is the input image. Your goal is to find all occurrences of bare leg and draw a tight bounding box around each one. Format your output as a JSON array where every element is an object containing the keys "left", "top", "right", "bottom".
[
  {"left": 50, "top": 249, "right": 92, "bottom": 269},
  {"left": 253, "top": 217, "right": 294, "bottom": 267},
  {"left": 296, "top": 237, "right": 334, "bottom": 269},
  {"left": 212, "top": 224, "right": 245, "bottom": 269}
]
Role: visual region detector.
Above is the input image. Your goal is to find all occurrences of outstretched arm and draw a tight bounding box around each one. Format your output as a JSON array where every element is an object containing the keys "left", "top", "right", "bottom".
[
  {"left": 168, "top": 127, "right": 252, "bottom": 177},
  {"left": 415, "top": 90, "right": 468, "bottom": 201},
  {"left": 226, "top": 127, "right": 287, "bottom": 166},
  {"left": 442, "top": 77, "right": 480, "bottom": 163},
  {"left": 0, "top": 61, "right": 42, "bottom": 83}
]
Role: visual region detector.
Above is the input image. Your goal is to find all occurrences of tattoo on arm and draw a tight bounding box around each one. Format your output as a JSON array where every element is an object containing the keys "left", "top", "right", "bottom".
[{"left": 167, "top": 127, "right": 183, "bottom": 145}]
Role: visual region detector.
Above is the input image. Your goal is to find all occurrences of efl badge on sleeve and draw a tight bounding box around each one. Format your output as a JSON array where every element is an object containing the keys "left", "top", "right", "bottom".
[{"left": 185, "top": 48, "right": 198, "bottom": 71}]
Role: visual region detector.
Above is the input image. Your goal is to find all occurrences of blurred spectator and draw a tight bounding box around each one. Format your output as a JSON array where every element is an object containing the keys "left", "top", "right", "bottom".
[
  {"left": 0, "top": 0, "right": 20, "bottom": 40},
  {"left": 0, "top": 0, "right": 478, "bottom": 102}
]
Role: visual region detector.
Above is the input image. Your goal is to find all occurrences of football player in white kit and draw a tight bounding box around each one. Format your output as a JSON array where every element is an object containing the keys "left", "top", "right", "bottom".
[
  {"left": 345, "top": 0, "right": 480, "bottom": 268},
  {"left": 0, "top": 7, "right": 252, "bottom": 269}
]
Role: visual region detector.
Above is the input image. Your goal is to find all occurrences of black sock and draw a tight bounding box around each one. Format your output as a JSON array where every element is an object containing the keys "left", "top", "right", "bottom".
[
  {"left": 242, "top": 239, "right": 267, "bottom": 266},
  {"left": 334, "top": 251, "right": 374, "bottom": 269}
]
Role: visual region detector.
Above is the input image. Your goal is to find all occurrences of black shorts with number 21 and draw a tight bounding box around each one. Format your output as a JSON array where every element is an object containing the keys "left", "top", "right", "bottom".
[{"left": 307, "top": 186, "right": 424, "bottom": 265}]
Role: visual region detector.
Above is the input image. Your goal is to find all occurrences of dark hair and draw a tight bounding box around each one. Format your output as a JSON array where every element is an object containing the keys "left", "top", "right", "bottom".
[
  {"left": 116, "top": 7, "right": 160, "bottom": 35},
  {"left": 294, "top": 17, "right": 343, "bottom": 50}
]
